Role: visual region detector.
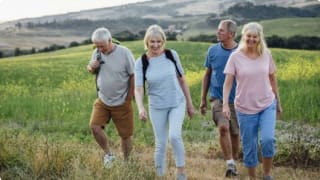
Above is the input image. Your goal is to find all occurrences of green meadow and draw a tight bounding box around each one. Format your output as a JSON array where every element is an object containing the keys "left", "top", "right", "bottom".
[{"left": 0, "top": 41, "right": 319, "bottom": 179}]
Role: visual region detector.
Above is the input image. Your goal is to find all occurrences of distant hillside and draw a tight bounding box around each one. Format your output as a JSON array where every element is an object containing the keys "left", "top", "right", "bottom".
[
  {"left": 1, "top": 0, "right": 318, "bottom": 26},
  {"left": 0, "top": 0, "right": 319, "bottom": 56}
]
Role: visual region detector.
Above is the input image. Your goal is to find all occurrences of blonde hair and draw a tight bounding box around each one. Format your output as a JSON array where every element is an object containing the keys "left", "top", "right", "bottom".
[
  {"left": 143, "top": 24, "right": 166, "bottom": 50},
  {"left": 239, "top": 22, "right": 267, "bottom": 56}
]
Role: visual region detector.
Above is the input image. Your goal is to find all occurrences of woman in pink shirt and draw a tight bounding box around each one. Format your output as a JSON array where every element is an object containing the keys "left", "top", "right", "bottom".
[{"left": 222, "top": 22, "right": 282, "bottom": 180}]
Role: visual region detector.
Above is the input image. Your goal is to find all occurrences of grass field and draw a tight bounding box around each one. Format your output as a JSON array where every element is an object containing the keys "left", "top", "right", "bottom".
[{"left": 0, "top": 41, "right": 319, "bottom": 179}]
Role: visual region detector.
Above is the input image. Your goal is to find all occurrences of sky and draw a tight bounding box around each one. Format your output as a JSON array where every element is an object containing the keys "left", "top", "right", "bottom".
[{"left": 0, "top": 0, "right": 149, "bottom": 22}]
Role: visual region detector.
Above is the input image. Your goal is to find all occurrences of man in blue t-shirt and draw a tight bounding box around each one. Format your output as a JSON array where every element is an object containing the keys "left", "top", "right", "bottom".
[{"left": 199, "top": 20, "right": 239, "bottom": 177}]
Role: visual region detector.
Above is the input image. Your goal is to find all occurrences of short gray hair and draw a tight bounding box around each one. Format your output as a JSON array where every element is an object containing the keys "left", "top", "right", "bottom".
[
  {"left": 91, "top": 27, "right": 112, "bottom": 43},
  {"left": 220, "top": 19, "right": 237, "bottom": 37}
]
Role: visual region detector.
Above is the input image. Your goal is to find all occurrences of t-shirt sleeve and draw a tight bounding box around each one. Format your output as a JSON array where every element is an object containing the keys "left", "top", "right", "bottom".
[
  {"left": 224, "top": 53, "right": 236, "bottom": 75},
  {"left": 135, "top": 58, "right": 143, "bottom": 87},
  {"left": 267, "top": 50, "right": 276, "bottom": 74},
  {"left": 171, "top": 49, "right": 185, "bottom": 75},
  {"left": 204, "top": 47, "right": 211, "bottom": 68},
  {"left": 126, "top": 49, "right": 134, "bottom": 75}
]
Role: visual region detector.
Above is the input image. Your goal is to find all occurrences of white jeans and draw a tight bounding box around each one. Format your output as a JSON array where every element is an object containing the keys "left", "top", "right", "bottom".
[{"left": 149, "top": 99, "right": 186, "bottom": 176}]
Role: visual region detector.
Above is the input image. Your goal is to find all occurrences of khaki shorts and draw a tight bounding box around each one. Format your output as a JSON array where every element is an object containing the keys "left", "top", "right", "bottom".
[
  {"left": 210, "top": 97, "right": 239, "bottom": 135},
  {"left": 89, "top": 98, "right": 133, "bottom": 138}
]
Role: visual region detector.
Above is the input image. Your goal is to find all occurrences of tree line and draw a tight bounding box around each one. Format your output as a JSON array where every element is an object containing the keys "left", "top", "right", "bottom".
[
  {"left": 1, "top": 33, "right": 318, "bottom": 59},
  {"left": 0, "top": 30, "right": 178, "bottom": 58},
  {"left": 207, "top": 2, "right": 320, "bottom": 26},
  {"left": 0, "top": 40, "right": 90, "bottom": 58},
  {"left": 188, "top": 34, "right": 320, "bottom": 50}
]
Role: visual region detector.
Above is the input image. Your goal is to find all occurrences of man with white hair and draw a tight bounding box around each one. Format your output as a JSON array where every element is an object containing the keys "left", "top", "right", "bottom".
[{"left": 87, "top": 27, "right": 135, "bottom": 168}]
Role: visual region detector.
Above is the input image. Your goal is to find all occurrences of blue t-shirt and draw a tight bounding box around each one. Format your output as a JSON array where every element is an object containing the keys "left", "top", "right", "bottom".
[
  {"left": 204, "top": 42, "right": 237, "bottom": 103},
  {"left": 135, "top": 49, "right": 185, "bottom": 109}
]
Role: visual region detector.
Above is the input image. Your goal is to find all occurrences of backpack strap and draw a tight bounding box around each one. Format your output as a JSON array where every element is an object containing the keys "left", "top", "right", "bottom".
[
  {"left": 141, "top": 49, "right": 182, "bottom": 93},
  {"left": 164, "top": 49, "right": 182, "bottom": 77},
  {"left": 142, "top": 53, "right": 149, "bottom": 93},
  {"left": 95, "top": 50, "right": 104, "bottom": 95}
]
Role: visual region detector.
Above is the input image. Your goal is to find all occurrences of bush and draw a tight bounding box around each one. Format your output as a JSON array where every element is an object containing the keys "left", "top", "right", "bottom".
[
  {"left": 69, "top": 41, "right": 80, "bottom": 48},
  {"left": 275, "top": 122, "right": 320, "bottom": 168},
  {"left": 188, "top": 34, "right": 217, "bottom": 43}
]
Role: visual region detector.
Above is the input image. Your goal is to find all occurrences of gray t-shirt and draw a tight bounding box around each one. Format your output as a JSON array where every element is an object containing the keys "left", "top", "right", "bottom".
[
  {"left": 89, "top": 45, "right": 135, "bottom": 106},
  {"left": 135, "top": 49, "right": 185, "bottom": 109}
]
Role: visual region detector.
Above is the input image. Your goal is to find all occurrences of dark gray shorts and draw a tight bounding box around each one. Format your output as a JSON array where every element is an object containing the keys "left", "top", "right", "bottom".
[{"left": 210, "top": 98, "right": 239, "bottom": 135}]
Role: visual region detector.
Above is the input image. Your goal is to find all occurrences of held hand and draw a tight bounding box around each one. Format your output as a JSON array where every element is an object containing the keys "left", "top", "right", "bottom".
[
  {"left": 199, "top": 101, "right": 207, "bottom": 116},
  {"left": 187, "top": 105, "right": 195, "bottom": 120},
  {"left": 87, "top": 60, "right": 100, "bottom": 73},
  {"left": 276, "top": 103, "right": 283, "bottom": 120},
  {"left": 139, "top": 109, "right": 148, "bottom": 122},
  {"left": 91, "top": 60, "right": 100, "bottom": 69},
  {"left": 222, "top": 104, "right": 231, "bottom": 120}
]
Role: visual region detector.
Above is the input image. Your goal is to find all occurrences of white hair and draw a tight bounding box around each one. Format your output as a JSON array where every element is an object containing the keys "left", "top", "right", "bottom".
[{"left": 91, "top": 27, "right": 112, "bottom": 43}]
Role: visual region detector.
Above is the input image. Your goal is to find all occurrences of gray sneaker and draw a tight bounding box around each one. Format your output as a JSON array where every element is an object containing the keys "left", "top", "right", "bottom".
[
  {"left": 225, "top": 163, "right": 238, "bottom": 177},
  {"left": 176, "top": 173, "right": 187, "bottom": 180},
  {"left": 103, "top": 153, "right": 116, "bottom": 168},
  {"left": 263, "top": 175, "right": 273, "bottom": 180}
]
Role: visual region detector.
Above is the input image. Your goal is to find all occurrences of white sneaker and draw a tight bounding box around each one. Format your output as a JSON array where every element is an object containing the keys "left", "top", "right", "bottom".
[
  {"left": 176, "top": 173, "right": 187, "bottom": 180},
  {"left": 225, "top": 163, "right": 238, "bottom": 177},
  {"left": 103, "top": 153, "right": 116, "bottom": 168}
]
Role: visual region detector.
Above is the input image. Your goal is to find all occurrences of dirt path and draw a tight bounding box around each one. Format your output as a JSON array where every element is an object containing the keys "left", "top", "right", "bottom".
[{"left": 131, "top": 143, "right": 320, "bottom": 180}]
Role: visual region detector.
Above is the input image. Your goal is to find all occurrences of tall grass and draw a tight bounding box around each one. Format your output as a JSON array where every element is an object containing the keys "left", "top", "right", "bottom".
[
  {"left": 0, "top": 129, "right": 155, "bottom": 180},
  {"left": 272, "top": 48, "right": 320, "bottom": 123}
]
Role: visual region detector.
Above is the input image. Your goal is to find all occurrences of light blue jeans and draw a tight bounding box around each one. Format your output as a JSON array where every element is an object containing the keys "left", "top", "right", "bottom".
[
  {"left": 149, "top": 99, "right": 186, "bottom": 176},
  {"left": 236, "top": 99, "right": 277, "bottom": 168}
]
